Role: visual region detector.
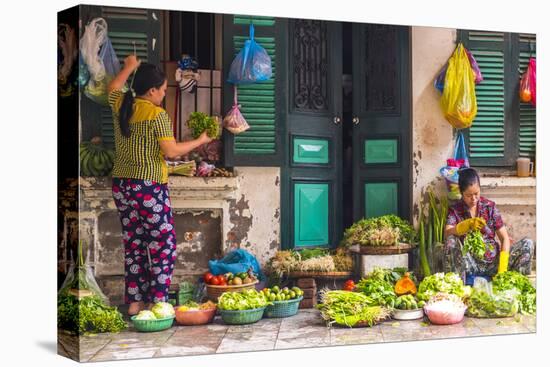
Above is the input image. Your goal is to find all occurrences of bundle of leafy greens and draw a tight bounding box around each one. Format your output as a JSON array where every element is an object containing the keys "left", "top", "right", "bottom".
[
  {"left": 57, "top": 241, "right": 126, "bottom": 334},
  {"left": 465, "top": 287, "right": 519, "bottom": 318},
  {"left": 58, "top": 293, "right": 127, "bottom": 334},
  {"left": 355, "top": 268, "right": 398, "bottom": 307},
  {"left": 417, "top": 272, "right": 470, "bottom": 301},
  {"left": 217, "top": 289, "right": 272, "bottom": 310},
  {"left": 340, "top": 215, "right": 416, "bottom": 247},
  {"left": 492, "top": 271, "right": 536, "bottom": 314},
  {"left": 187, "top": 112, "right": 221, "bottom": 139},
  {"left": 317, "top": 290, "right": 390, "bottom": 327}
]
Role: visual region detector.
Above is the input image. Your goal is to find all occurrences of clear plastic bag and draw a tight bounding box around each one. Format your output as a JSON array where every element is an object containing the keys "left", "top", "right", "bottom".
[
  {"left": 223, "top": 86, "right": 250, "bottom": 134},
  {"left": 81, "top": 18, "right": 121, "bottom": 106},
  {"left": 227, "top": 24, "right": 272, "bottom": 84},
  {"left": 465, "top": 277, "right": 520, "bottom": 318},
  {"left": 520, "top": 58, "right": 536, "bottom": 106},
  {"left": 440, "top": 43, "right": 478, "bottom": 128}
]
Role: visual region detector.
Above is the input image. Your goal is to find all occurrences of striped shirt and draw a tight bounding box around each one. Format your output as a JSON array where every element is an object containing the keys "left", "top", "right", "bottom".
[{"left": 108, "top": 89, "right": 174, "bottom": 184}]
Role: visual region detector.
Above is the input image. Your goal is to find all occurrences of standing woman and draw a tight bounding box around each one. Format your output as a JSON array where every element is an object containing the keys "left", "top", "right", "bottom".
[
  {"left": 107, "top": 55, "right": 212, "bottom": 315},
  {"left": 444, "top": 168, "right": 534, "bottom": 278}
]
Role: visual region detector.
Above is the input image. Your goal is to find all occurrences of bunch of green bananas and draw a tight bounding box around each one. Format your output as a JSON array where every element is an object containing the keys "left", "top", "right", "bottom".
[{"left": 80, "top": 137, "right": 115, "bottom": 177}]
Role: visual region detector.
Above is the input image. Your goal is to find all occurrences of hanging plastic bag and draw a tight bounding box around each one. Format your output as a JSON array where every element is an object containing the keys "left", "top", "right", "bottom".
[
  {"left": 227, "top": 24, "right": 272, "bottom": 84},
  {"left": 440, "top": 43, "right": 478, "bottom": 128},
  {"left": 434, "top": 47, "right": 482, "bottom": 94},
  {"left": 520, "top": 64, "right": 532, "bottom": 103},
  {"left": 81, "top": 18, "right": 121, "bottom": 106},
  {"left": 440, "top": 132, "right": 469, "bottom": 200},
  {"left": 223, "top": 86, "right": 250, "bottom": 134},
  {"left": 465, "top": 49, "right": 483, "bottom": 84},
  {"left": 523, "top": 58, "right": 537, "bottom": 106}
]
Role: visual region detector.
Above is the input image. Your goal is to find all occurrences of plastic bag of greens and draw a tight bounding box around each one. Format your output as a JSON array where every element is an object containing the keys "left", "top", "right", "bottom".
[
  {"left": 227, "top": 24, "right": 272, "bottom": 84},
  {"left": 58, "top": 240, "right": 109, "bottom": 305},
  {"left": 440, "top": 43, "right": 477, "bottom": 129},
  {"left": 465, "top": 278, "right": 519, "bottom": 318}
]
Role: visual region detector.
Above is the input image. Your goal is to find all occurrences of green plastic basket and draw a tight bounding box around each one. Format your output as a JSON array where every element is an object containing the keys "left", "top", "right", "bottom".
[
  {"left": 130, "top": 315, "right": 175, "bottom": 332},
  {"left": 219, "top": 307, "right": 266, "bottom": 325},
  {"left": 264, "top": 296, "right": 303, "bottom": 318}
]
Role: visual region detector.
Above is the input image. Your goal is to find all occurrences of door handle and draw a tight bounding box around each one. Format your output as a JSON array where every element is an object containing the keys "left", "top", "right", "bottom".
[
  {"left": 352, "top": 117, "right": 360, "bottom": 125},
  {"left": 333, "top": 116, "right": 341, "bottom": 125}
]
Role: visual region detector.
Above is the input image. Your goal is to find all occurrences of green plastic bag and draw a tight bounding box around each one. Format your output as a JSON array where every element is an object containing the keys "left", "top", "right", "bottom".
[{"left": 440, "top": 43, "right": 477, "bottom": 129}]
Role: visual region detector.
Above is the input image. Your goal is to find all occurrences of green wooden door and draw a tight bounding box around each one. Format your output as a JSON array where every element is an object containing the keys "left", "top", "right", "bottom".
[
  {"left": 282, "top": 20, "right": 343, "bottom": 249},
  {"left": 351, "top": 24, "right": 412, "bottom": 221}
]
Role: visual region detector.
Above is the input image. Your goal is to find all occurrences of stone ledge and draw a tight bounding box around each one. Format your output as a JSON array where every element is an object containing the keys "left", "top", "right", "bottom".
[
  {"left": 481, "top": 176, "right": 536, "bottom": 206},
  {"left": 79, "top": 175, "right": 240, "bottom": 201}
]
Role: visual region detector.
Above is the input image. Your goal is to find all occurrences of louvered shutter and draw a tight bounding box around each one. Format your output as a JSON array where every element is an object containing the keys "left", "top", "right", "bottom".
[
  {"left": 99, "top": 7, "right": 161, "bottom": 148},
  {"left": 518, "top": 33, "right": 536, "bottom": 158},
  {"left": 223, "top": 15, "right": 284, "bottom": 166},
  {"left": 461, "top": 31, "right": 510, "bottom": 165}
]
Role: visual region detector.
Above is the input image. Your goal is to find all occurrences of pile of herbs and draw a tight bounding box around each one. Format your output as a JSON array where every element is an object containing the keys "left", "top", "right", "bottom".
[
  {"left": 57, "top": 241, "right": 126, "bottom": 335},
  {"left": 187, "top": 112, "right": 221, "bottom": 139},
  {"left": 266, "top": 248, "right": 352, "bottom": 276},
  {"left": 355, "top": 268, "right": 398, "bottom": 307},
  {"left": 492, "top": 271, "right": 536, "bottom": 314},
  {"left": 340, "top": 214, "right": 416, "bottom": 247},
  {"left": 217, "top": 289, "right": 272, "bottom": 310},
  {"left": 417, "top": 272, "right": 470, "bottom": 301},
  {"left": 317, "top": 290, "right": 391, "bottom": 327},
  {"left": 58, "top": 293, "right": 127, "bottom": 334},
  {"left": 462, "top": 230, "right": 493, "bottom": 260},
  {"left": 465, "top": 287, "right": 519, "bottom": 318}
]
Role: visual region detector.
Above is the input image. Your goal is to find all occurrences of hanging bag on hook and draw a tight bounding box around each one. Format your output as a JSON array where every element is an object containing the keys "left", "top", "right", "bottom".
[
  {"left": 223, "top": 86, "right": 250, "bottom": 134},
  {"left": 521, "top": 58, "right": 537, "bottom": 106},
  {"left": 440, "top": 43, "right": 478, "bottom": 129},
  {"left": 227, "top": 24, "right": 272, "bottom": 84}
]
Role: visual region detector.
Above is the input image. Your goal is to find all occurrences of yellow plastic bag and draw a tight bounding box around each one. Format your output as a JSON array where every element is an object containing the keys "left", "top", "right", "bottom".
[{"left": 440, "top": 43, "right": 477, "bottom": 129}]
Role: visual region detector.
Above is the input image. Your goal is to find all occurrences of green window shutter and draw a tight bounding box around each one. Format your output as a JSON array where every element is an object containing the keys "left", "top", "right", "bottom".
[
  {"left": 518, "top": 34, "right": 536, "bottom": 159},
  {"left": 99, "top": 7, "right": 160, "bottom": 148},
  {"left": 462, "top": 31, "right": 507, "bottom": 165},
  {"left": 223, "top": 15, "right": 284, "bottom": 166}
]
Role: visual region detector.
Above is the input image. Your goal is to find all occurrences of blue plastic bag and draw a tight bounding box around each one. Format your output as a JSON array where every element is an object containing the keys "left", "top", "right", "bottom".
[
  {"left": 208, "top": 249, "right": 264, "bottom": 280},
  {"left": 227, "top": 24, "right": 272, "bottom": 84},
  {"left": 453, "top": 131, "right": 470, "bottom": 168}
]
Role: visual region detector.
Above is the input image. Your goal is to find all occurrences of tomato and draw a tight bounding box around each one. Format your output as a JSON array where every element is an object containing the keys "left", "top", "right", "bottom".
[
  {"left": 210, "top": 276, "right": 220, "bottom": 286},
  {"left": 204, "top": 272, "right": 214, "bottom": 283},
  {"left": 219, "top": 278, "right": 227, "bottom": 286}
]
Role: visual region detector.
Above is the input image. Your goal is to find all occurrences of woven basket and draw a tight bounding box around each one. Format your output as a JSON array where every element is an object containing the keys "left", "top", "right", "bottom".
[
  {"left": 219, "top": 307, "right": 266, "bottom": 325},
  {"left": 130, "top": 315, "right": 175, "bottom": 332},
  {"left": 206, "top": 280, "right": 258, "bottom": 301},
  {"left": 264, "top": 296, "right": 303, "bottom": 318}
]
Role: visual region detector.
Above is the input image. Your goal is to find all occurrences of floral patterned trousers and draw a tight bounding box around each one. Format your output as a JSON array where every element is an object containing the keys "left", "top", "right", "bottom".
[
  {"left": 112, "top": 178, "right": 177, "bottom": 304},
  {"left": 444, "top": 235, "right": 534, "bottom": 277}
]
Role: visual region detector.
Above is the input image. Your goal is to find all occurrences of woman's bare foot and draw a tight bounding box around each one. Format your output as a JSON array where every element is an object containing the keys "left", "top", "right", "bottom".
[{"left": 128, "top": 301, "right": 145, "bottom": 316}]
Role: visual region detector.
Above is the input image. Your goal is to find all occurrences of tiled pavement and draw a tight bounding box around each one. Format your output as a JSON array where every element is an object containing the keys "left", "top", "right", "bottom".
[{"left": 57, "top": 309, "right": 536, "bottom": 362}]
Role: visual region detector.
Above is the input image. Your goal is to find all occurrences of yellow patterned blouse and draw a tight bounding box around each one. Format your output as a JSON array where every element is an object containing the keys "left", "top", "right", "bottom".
[{"left": 108, "top": 89, "right": 174, "bottom": 184}]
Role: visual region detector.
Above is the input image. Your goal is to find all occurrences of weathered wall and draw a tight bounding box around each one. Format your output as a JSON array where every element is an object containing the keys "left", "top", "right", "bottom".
[
  {"left": 231, "top": 167, "right": 281, "bottom": 266},
  {"left": 411, "top": 27, "right": 536, "bottom": 253},
  {"left": 60, "top": 167, "right": 281, "bottom": 305},
  {"left": 411, "top": 27, "right": 456, "bottom": 221}
]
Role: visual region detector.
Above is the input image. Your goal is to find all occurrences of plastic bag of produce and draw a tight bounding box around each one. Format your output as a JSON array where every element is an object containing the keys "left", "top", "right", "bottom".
[
  {"left": 465, "top": 278, "right": 519, "bottom": 318},
  {"left": 58, "top": 240, "right": 109, "bottom": 305},
  {"left": 520, "top": 58, "right": 536, "bottom": 106},
  {"left": 209, "top": 249, "right": 265, "bottom": 281},
  {"left": 223, "top": 86, "right": 250, "bottom": 134},
  {"left": 440, "top": 43, "right": 477, "bottom": 129},
  {"left": 227, "top": 24, "right": 272, "bottom": 84}
]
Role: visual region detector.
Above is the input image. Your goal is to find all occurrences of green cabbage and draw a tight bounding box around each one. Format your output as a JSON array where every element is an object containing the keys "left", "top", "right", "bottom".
[
  {"left": 135, "top": 310, "right": 157, "bottom": 320},
  {"left": 417, "top": 272, "right": 468, "bottom": 301},
  {"left": 151, "top": 302, "right": 175, "bottom": 319}
]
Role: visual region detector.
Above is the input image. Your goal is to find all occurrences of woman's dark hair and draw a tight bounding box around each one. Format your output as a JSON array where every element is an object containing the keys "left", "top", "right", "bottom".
[
  {"left": 458, "top": 168, "right": 480, "bottom": 193},
  {"left": 119, "top": 63, "right": 166, "bottom": 137}
]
